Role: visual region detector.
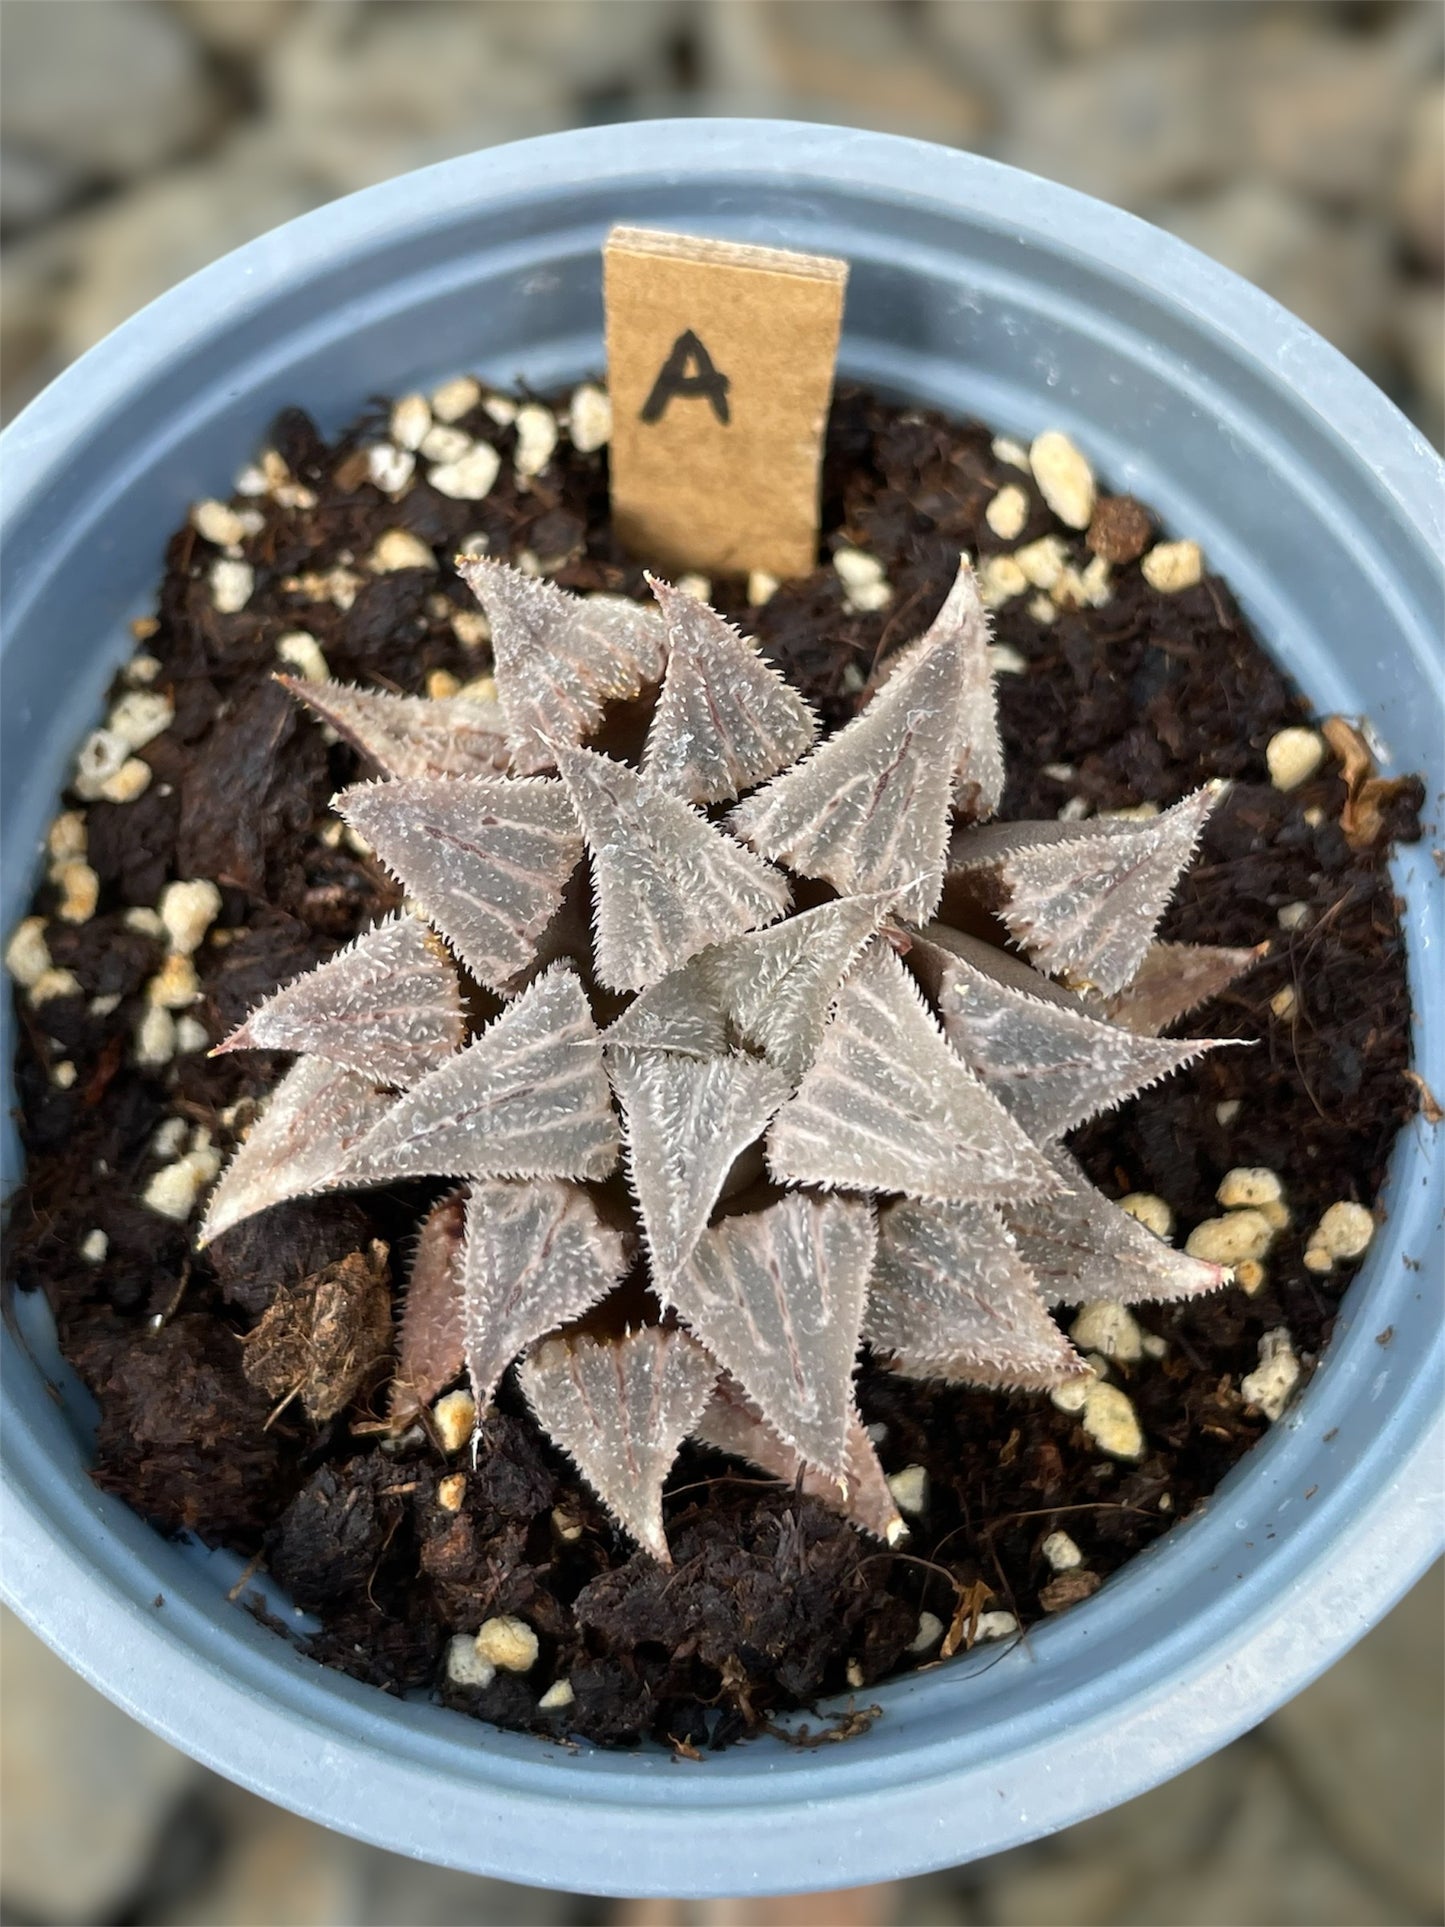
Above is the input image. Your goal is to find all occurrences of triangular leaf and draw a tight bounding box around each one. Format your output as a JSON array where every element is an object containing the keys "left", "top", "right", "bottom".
[
  {"left": 390, "top": 1190, "right": 467, "bottom": 1422},
  {"left": 672, "top": 1193, "right": 875, "bottom": 1475},
  {"left": 602, "top": 957, "right": 728, "bottom": 1058},
  {"left": 641, "top": 575, "right": 818, "bottom": 804},
  {"left": 692, "top": 1377, "right": 904, "bottom": 1544},
  {"left": 557, "top": 745, "right": 790, "bottom": 993},
  {"left": 461, "top": 1180, "right": 632, "bottom": 1410},
  {"left": 337, "top": 776, "right": 582, "bottom": 995},
  {"left": 1005, "top": 1145, "right": 1229, "bottom": 1305},
  {"left": 867, "top": 1197, "right": 1087, "bottom": 1390},
  {"left": 766, "top": 941, "right": 1060, "bottom": 1204},
  {"left": 1093, "top": 940, "right": 1264, "bottom": 1036},
  {"left": 728, "top": 623, "right": 967, "bottom": 923},
  {"left": 608, "top": 1047, "right": 791, "bottom": 1276},
  {"left": 216, "top": 913, "right": 464, "bottom": 1088},
  {"left": 949, "top": 787, "right": 1221, "bottom": 995},
  {"left": 518, "top": 1326, "right": 718, "bottom": 1562},
  {"left": 912, "top": 559, "right": 1002, "bottom": 823},
  {"left": 341, "top": 964, "right": 619, "bottom": 1185},
  {"left": 199, "top": 1058, "right": 393, "bottom": 1245},
  {"left": 278, "top": 677, "right": 511, "bottom": 780},
  {"left": 457, "top": 560, "right": 664, "bottom": 773}
]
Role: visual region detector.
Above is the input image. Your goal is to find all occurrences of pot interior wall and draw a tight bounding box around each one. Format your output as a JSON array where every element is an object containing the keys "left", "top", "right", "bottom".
[{"left": 2, "top": 128, "right": 1441, "bottom": 1895}]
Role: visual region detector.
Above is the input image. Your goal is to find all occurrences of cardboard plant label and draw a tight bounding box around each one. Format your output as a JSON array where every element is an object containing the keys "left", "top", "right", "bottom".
[{"left": 604, "top": 226, "right": 848, "bottom": 581}]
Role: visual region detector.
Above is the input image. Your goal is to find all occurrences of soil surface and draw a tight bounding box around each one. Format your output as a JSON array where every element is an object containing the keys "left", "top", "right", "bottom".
[{"left": 5, "top": 385, "right": 1426, "bottom": 1750}]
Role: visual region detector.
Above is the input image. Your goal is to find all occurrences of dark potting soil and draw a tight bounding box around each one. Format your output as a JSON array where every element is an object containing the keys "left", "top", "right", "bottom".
[{"left": 5, "top": 384, "right": 1427, "bottom": 1751}]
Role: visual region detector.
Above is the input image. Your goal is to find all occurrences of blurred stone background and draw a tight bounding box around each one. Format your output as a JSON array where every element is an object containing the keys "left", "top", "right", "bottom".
[{"left": 1, "top": 2, "right": 1442, "bottom": 1922}]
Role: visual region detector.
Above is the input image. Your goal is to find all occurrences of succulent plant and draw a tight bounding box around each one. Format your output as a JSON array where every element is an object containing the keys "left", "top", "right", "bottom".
[{"left": 203, "top": 555, "right": 1256, "bottom": 1561}]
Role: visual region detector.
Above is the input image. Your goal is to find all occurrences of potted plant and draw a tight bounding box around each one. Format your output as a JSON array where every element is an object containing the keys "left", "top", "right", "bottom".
[{"left": 2, "top": 122, "right": 1441, "bottom": 1899}]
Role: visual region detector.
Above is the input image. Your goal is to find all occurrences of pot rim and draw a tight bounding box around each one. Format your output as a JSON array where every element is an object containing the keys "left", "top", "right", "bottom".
[{"left": 2, "top": 121, "right": 1442, "bottom": 1898}]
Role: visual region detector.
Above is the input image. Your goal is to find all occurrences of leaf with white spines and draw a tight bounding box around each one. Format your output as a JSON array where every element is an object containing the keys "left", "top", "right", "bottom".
[
  {"left": 215, "top": 914, "right": 463, "bottom": 1087},
  {"left": 949, "top": 786, "right": 1222, "bottom": 995},
  {"left": 766, "top": 940, "right": 1060, "bottom": 1204},
  {"left": 641, "top": 575, "right": 818, "bottom": 804},
  {"left": 1005, "top": 1144, "right": 1229, "bottom": 1305},
  {"left": 518, "top": 1326, "right": 718, "bottom": 1563},
  {"left": 692, "top": 1377, "right": 904, "bottom": 1544},
  {"left": 608, "top": 1047, "right": 791, "bottom": 1276},
  {"left": 341, "top": 963, "right": 619, "bottom": 1185},
  {"left": 390, "top": 1190, "right": 467, "bottom": 1421},
  {"left": 912, "top": 558, "right": 1003, "bottom": 822},
  {"left": 556, "top": 745, "right": 790, "bottom": 993},
  {"left": 337, "top": 776, "right": 582, "bottom": 995},
  {"left": 1092, "top": 940, "right": 1264, "bottom": 1036},
  {"left": 199, "top": 1057, "right": 393, "bottom": 1245},
  {"left": 907, "top": 927, "right": 1222, "bottom": 1140},
  {"left": 672, "top": 1193, "right": 874, "bottom": 1476},
  {"left": 277, "top": 677, "right": 511, "bottom": 779},
  {"left": 457, "top": 560, "right": 664, "bottom": 773},
  {"left": 728, "top": 620, "right": 966, "bottom": 922},
  {"left": 461, "top": 1180, "right": 632, "bottom": 1411},
  {"left": 867, "top": 1196, "right": 1088, "bottom": 1390},
  {"left": 602, "top": 957, "right": 728, "bottom": 1058}
]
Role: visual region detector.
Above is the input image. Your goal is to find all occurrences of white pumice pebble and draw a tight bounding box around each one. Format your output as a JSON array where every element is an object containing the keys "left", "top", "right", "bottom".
[
  {"left": 51, "top": 1059, "right": 77, "bottom": 1089},
  {"left": 29, "top": 968, "right": 81, "bottom": 1007},
  {"left": 74, "top": 728, "right": 130, "bottom": 799},
  {"left": 1302, "top": 1245, "right": 1334, "bottom": 1275},
  {"left": 151, "top": 1116, "right": 189, "bottom": 1159},
  {"left": 979, "top": 555, "right": 1028, "bottom": 607},
  {"left": 366, "top": 442, "right": 416, "bottom": 494},
  {"left": 747, "top": 570, "right": 780, "bottom": 607},
  {"left": 987, "top": 643, "right": 1028, "bottom": 675},
  {"left": 1241, "top": 1328, "right": 1302, "bottom": 1422},
  {"left": 974, "top": 1611, "right": 1020, "bottom": 1642},
  {"left": 886, "top": 1465, "right": 929, "bottom": 1516},
  {"left": 474, "top": 1615, "right": 539, "bottom": 1674},
  {"left": 6, "top": 917, "right": 52, "bottom": 988},
  {"left": 419, "top": 424, "right": 472, "bottom": 465},
  {"left": 451, "top": 610, "right": 490, "bottom": 650},
  {"left": 567, "top": 383, "right": 612, "bottom": 454},
  {"left": 142, "top": 1154, "right": 209, "bottom": 1221},
  {"left": 445, "top": 1633, "right": 496, "bottom": 1690},
  {"left": 513, "top": 402, "right": 557, "bottom": 479},
  {"left": 426, "top": 669, "right": 461, "bottom": 700},
  {"left": 1270, "top": 985, "right": 1299, "bottom": 1021},
  {"left": 483, "top": 393, "right": 517, "bottom": 427},
  {"left": 1053, "top": 1383, "right": 1090, "bottom": 1429},
  {"left": 1119, "top": 1192, "right": 1173, "bottom": 1240},
  {"left": 1057, "top": 796, "right": 1091, "bottom": 822},
  {"left": 432, "top": 1389, "right": 477, "bottom": 1455},
  {"left": 344, "top": 826, "right": 372, "bottom": 859},
  {"left": 1303, "top": 806, "right": 1325, "bottom": 828},
  {"left": 431, "top": 374, "right": 481, "bottom": 423},
  {"left": 1081, "top": 1381, "right": 1145, "bottom": 1461},
  {"left": 1097, "top": 801, "right": 1160, "bottom": 822},
  {"left": 1186, "top": 1210, "right": 1274, "bottom": 1266},
  {"left": 234, "top": 461, "right": 269, "bottom": 496},
  {"left": 909, "top": 1611, "right": 945, "bottom": 1654},
  {"left": 885, "top": 1517, "right": 909, "bottom": 1549},
  {"left": 864, "top": 1421, "right": 888, "bottom": 1445},
  {"left": 209, "top": 558, "right": 254, "bottom": 614},
  {"left": 1070, "top": 1300, "right": 1145, "bottom": 1364},
  {"left": 1235, "top": 1259, "right": 1267, "bottom": 1297},
  {"left": 551, "top": 1507, "right": 584, "bottom": 1542},
  {"left": 1311, "top": 1201, "right": 1376, "bottom": 1263},
  {"left": 845, "top": 1659, "right": 865, "bottom": 1689},
  {"left": 54, "top": 860, "right": 99, "bottom": 924},
  {"left": 370, "top": 529, "right": 436, "bottom": 573},
  {"left": 1079, "top": 555, "right": 1113, "bottom": 606},
  {"left": 985, "top": 484, "right": 1029, "bottom": 541},
  {"left": 1041, "top": 1530, "right": 1083, "bottom": 1571},
  {"left": 124, "top": 652, "right": 162, "bottom": 685},
  {"left": 991, "top": 434, "right": 1031, "bottom": 472},
  {"left": 1141, "top": 1333, "right": 1169, "bottom": 1359},
  {"left": 190, "top": 499, "right": 248, "bottom": 548},
  {"left": 458, "top": 673, "right": 497, "bottom": 704},
  {"left": 135, "top": 1005, "right": 177, "bottom": 1066},
  {"left": 437, "top": 1473, "right": 467, "bottom": 1512},
  {"left": 275, "top": 630, "right": 329, "bottom": 682},
  {"left": 1277, "top": 901, "right": 1310, "bottom": 931},
  {"left": 235, "top": 509, "right": 265, "bottom": 538},
  {"left": 1028, "top": 594, "right": 1057, "bottom": 624},
  {"left": 1215, "top": 1099, "right": 1242, "bottom": 1127},
  {"left": 48, "top": 811, "right": 87, "bottom": 862},
  {"left": 1029, "top": 430, "right": 1096, "bottom": 529},
  {"left": 100, "top": 759, "right": 154, "bottom": 804},
  {"left": 676, "top": 573, "right": 712, "bottom": 604},
  {"left": 1216, "top": 1167, "right": 1284, "bottom": 1211},
  {"left": 429, "top": 442, "right": 502, "bottom": 502},
  {"left": 537, "top": 1678, "right": 576, "bottom": 1712},
  {"left": 1140, "top": 539, "right": 1204, "bottom": 593},
  {"left": 1013, "top": 535, "right": 1068, "bottom": 590},
  {"left": 833, "top": 546, "right": 887, "bottom": 593},
  {"left": 123, "top": 906, "right": 165, "bottom": 938},
  {"left": 389, "top": 392, "right": 432, "bottom": 452},
  {"left": 148, "top": 953, "right": 201, "bottom": 1009},
  {"left": 80, "top": 1229, "right": 109, "bottom": 1264},
  {"left": 1260, "top": 1199, "right": 1291, "bottom": 1232},
  {"left": 159, "top": 879, "right": 222, "bottom": 955},
  {"left": 174, "top": 1015, "right": 210, "bottom": 1055},
  {"left": 1266, "top": 726, "right": 1327, "bottom": 792},
  {"left": 515, "top": 549, "right": 541, "bottom": 577}
]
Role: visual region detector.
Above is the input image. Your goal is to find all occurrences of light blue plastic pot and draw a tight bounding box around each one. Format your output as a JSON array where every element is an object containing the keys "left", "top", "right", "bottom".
[{"left": 2, "top": 123, "right": 1442, "bottom": 1899}]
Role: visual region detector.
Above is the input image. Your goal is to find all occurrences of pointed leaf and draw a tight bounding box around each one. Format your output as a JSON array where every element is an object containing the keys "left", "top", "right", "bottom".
[
  {"left": 390, "top": 1190, "right": 467, "bottom": 1421},
  {"left": 912, "top": 559, "right": 1002, "bottom": 822},
  {"left": 457, "top": 560, "right": 664, "bottom": 773},
  {"left": 672, "top": 1193, "right": 874, "bottom": 1475},
  {"left": 603, "top": 957, "right": 728, "bottom": 1058},
  {"left": 1005, "top": 1145, "right": 1228, "bottom": 1306},
  {"left": 729, "top": 624, "right": 967, "bottom": 922},
  {"left": 608, "top": 1047, "right": 791, "bottom": 1276},
  {"left": 342, "top": 964, "right": 619, "bottom": 1185},
  {"left": 337, "top": 776, "right": 582, "bottom": 995},
  {"left": 557, "top": 745, "right": 790, "bottom": 993},
  {"left": 199, "top": 1057, "right": 393, "bottom": 1245},
  {"left": 278, "top": 677, "right": 511, "bottom": 779},
  {"left": 642, "top": 575, "right": 818, "bottom": 804},
  {"left": 216, "top": 914, "right": 463, "bottom": 1087},
  {"left": 867, "top": 1197, "right": 1087, "bottom": 1390},
  {"left": 693, "top": 1377, "right": 904, "bottom": 1544},
  {"left": 766, "top": 941, "right": 1061, "bottom": 1204},
  {"left": 911, "top": 929, "right": 1221, "bottom": 1139},
  {"left": 949, "top": 787, "right": 1222, "bottom": 995},
  {"left": 1093, "top": 940, "right": 1264, "bottom": 1036},
  {"left": 518, "top": 1326, "right": 718, "bottom": 1563}
]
